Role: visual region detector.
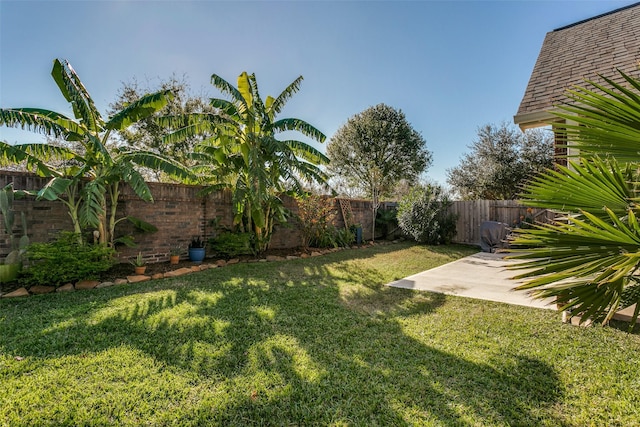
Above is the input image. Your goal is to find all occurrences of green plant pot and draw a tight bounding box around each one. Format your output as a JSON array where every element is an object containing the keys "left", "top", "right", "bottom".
[{"left": 0, "top": 263, "right": 21, "bottom": 283}]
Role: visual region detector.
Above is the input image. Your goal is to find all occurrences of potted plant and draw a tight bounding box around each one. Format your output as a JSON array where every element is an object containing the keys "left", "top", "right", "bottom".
[
  {"left": 188, "top": 236, "right": 206, "bottom": 264},
  {"left": 0, "top": 184, "right": 29, "bottom": 284},
  {"left": 169, "top": 245, "right": 182, "bottom": 265},
  {"left": 130, "top": 251, "right": 147, "bottom": 275}
]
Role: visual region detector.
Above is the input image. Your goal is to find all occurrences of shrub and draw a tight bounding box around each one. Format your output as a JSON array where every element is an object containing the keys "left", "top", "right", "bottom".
[
  {"left": 375, "top": 208, "right": 398, "bottom": 239},
  {"left": 296, "top": 194, "right": 339, "bottom": 249},
  {"left": 209, "top": 232, "right": 254, "bottom": 258},
  {"left": 397, "top": 185, "right": 457, "bottom": 244},
  {"left": 20, "top": 232, "right": 115, "bottom": 287},
  {"left": 335, "top": 227, "right": 356, "bottom": 247}
]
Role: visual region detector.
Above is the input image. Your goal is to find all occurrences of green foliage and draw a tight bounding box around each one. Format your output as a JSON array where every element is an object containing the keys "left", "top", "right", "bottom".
[
  {"left": 109, "top": 76, "right": 213, "bottom": 178},
  {"left": 397, "top": 184, "right": 457, "bottom": 245},
  {"left": 209, "top": 232, "right": 254, "bottom": 258},
  {"left": 112, "top": 215, "right": 159, "bottom": 248},
  {"left": 165, "top": 71, "right": 328, "bottom": 253},
  {"left": 334, "top": 226, "right": 356, "bottom": 247},
  {"left": 327, "top": 103, "right": 432, "bottom": 199},
  {"left": 446, "top": 122, "right": 554, "bottom": 200},
  {"left": 189, "top": 236, "right": 206, "bottom": 249},
  {"left": 375, "top": 208, "right": 398, "bottom": 239},
  {"left": 509, "top": 68, "right": 640, "bottom": 327},
  {"left": 295, "top": 194, "right": 354, "bottom": 249},
  {"left": 310, "top": 224, "right": 338, "bottom": 248},
  {"left": 19, "top": 232, "right": 115, "bottom": 287},
  {"left": 554, "top": 70, "right": 640, "bottom": 163},
  {"left": 0, "top": 58, "right": 193, "bottom": 247},
  {"left": 0, "top": 183, "right": 29, "bottom": 268},
  {"left": 129, "top": 252, "right": 146, "bottom": 267},
  {"left": 296, "top": 194, "right": 336, "bottom": 249}
]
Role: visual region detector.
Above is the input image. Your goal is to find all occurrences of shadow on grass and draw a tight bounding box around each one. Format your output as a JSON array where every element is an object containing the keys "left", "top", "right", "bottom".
[{"left": 0, "top": 244, "right": 563, "bottom": 425}]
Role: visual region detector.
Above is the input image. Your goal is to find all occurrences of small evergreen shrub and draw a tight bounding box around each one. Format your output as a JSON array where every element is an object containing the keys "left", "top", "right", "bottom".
[
  {"left": 20, "top": 232, "right": 115, "bottom": 287},
  {"left": 209, "top": 232, "right": 254, "bottom": 258},
  {"left": 397, "top": 185, "right": 457, "bottom": 244}
]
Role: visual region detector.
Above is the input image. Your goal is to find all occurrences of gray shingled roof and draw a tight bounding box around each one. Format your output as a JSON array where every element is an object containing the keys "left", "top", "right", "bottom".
[{"left": 514, "top": 3, "right": 640, "bottom": 128}]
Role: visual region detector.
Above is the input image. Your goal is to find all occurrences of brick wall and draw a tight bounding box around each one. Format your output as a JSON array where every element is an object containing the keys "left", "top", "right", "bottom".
[
  {"left": 0, "top": 171, "right": 378, "bottom": 262},
  {"left": 0, "top": 172, "right": 74, "bottom": 252}
]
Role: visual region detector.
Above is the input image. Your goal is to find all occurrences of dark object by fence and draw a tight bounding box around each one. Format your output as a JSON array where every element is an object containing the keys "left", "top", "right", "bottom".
[{"left": 480, "top": 221, "right": 509, "bottom": 253}]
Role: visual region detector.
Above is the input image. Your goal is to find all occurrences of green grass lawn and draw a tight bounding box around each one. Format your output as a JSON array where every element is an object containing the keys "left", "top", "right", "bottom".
[{"left": 1, "top": 242, "right": 639, "bottom": 426}]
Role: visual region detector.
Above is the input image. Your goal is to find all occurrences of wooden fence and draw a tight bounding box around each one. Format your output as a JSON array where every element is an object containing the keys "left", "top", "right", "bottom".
[{"left": 449, "top": 200, "right": 554, "bottom": 245}]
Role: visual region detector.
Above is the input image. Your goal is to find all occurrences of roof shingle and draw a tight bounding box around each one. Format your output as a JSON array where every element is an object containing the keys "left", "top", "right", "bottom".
[{"left": 515, "top": 3, "right": 640, "bottom": 124}]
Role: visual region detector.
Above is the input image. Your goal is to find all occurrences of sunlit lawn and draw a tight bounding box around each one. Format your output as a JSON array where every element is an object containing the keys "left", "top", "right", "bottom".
[{"left": 1, "top": 242, "right": 639, "bottom": 426}]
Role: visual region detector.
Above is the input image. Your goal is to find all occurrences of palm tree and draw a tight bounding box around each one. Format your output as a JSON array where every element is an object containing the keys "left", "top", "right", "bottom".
[
  {"left": 163, "top": 71, "right": 328, "bottom": 252},
  {"left": 509, "top": 69, "right": 640, "bottom": 327},
  {"left": 0, "top": 59, "right": 192, "bottom": 246}
]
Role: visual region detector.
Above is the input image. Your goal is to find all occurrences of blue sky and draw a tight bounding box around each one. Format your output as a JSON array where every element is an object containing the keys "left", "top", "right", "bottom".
[{"left": 0, "top": 0, "right": 635, "bottom": 186}]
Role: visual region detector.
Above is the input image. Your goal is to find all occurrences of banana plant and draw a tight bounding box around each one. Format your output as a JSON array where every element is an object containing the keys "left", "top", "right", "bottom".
[
  {"left": 0, "top": 59, "right": 193, "bottom": 246},
  {"left": 161, "top": 71, "right": 328, "bottom": 253},
  {"left": 508, "top": 69, "right": 640, "bottom": 328}
]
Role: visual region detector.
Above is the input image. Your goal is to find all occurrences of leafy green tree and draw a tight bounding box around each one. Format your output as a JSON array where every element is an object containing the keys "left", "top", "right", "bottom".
[
  {"left": 0, "top": 59, "right": 192, "bottom": 246},
  {"left": 509, "top": 69, "right": 640, "bottom": 327},
  {"left": 109, "top": 76, "right": 213, "bottom": 180},
  {"left": 446, "top": 123, "right": 554, "bottom": 200},
  {"left": 327, "top": 103, "right": 432, "bottom": 239},
  {"left": 163, "top": 71, "right": 328, "bottom": 253},
  {"left": 327, "top": 103, "right": 431, "bottom": 198}
]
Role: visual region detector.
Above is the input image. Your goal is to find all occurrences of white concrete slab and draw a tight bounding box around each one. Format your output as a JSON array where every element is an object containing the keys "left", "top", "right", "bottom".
[{"left": 386, "top": 252, "right": 556, "bottom": 310}]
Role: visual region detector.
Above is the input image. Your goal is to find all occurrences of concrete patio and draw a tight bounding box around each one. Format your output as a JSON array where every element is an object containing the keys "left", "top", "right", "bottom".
[{"left": 386, "top": 251, "right": 556, "bottom": 310}]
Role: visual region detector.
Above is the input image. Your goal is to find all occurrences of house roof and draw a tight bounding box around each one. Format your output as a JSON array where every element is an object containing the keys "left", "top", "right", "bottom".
[{"left": 514, "top": 2, "right": 640, "bottom": 129}]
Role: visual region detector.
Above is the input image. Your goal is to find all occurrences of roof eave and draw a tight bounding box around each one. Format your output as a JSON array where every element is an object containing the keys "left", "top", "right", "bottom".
[{"left": 513, "top": 109, "right": 562, "bottom": 131}]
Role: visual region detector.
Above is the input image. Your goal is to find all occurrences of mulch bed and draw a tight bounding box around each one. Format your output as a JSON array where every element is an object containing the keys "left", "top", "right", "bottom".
[{"left": 0, "top": 245, "right": 364, "bottom": 295}]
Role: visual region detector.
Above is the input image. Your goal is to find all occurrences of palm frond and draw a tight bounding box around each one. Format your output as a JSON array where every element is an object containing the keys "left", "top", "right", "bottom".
[
  {"left": 196, "top": 182, "right": 232, "bottom": 197},
  {"left": 209, "top": 98, "right": 240, "bottom": 117},
  {"left": 79, "top": 179, "right": 106, "bottom": 228},
  {"left": 270, "top": 75, "right": 303, "bottom": 116},
  {"left": 21, "top": 143, "right": 77, "bottom": 161},
  {"left": 158, "top": 112, "right": 226, "bottom": 129},
  {"left": 272, "top": 118, "right": 326, "bottom": 143},
  {"left": 248, "top": 74, "right": 266, "bottom": 119},
  {"left": 119, "top": 150, "right": 195, "bottom": 182},
  {"left": 282, "top": 139, "right": 330, "bottom": 165},
  {"left": 211, "top": 73, "right": 246, "bottom": 107},
  {"left": 519, "top": 158, "right": 633, "bottom": 217},
  {"left": 118, "top": 164, "right": 153, "bottom": 202},
  {"left": 510, "top": 68, "right": 640, "bottom": 326},
  {"left": 236, "top": 72, "right": 253, "bottom": 109},
  {"left": 51, "top": 59, "right": 104, "bottom": 132},
  {"left": 107, "top": 90, "right": 172, "bottom": 130},
  {"left": 162, "top": 120, "right": 219, "bottom": 145},
  {"left": 0, "top": 108, "right": 85, "bottom": 141},
  {"left": 36, "top": 177, "right": 75, "bottom": 201},
  {"left": 508, "top": 206, "right": 640, "bottom": 323},
  {"left": 553, "top": 69, "right": 640, "bottom": 161},
  {"left": 0, "top": 142, "right": 55, "bottom": 177},
  {"left": 291, "top": 160, "right": 329, "bottom": 185},
  {"left": 84, "top": 134, "right": 112, "bottom": 166}
]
